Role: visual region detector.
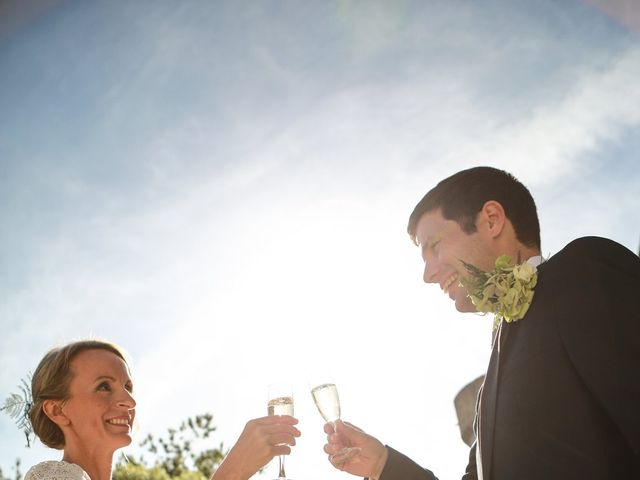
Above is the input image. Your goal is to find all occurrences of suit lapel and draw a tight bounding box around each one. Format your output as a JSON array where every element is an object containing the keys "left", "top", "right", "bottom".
[{"left": 479, "top": 321, "right": 505, "bottom": 480}]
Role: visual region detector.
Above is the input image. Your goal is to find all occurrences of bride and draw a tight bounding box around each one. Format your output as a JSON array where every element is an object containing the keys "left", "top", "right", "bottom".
[{"left": 20, "top": 339, "right": 300, "bottom": 480}]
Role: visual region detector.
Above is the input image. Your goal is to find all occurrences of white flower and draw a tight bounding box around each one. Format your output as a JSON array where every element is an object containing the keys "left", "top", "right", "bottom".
[
  {"left": 512, "top": 262, "right": 536, "bottom": 282},
  {"left": 460, "top": 255, "right": 538, "bottom": 330}
]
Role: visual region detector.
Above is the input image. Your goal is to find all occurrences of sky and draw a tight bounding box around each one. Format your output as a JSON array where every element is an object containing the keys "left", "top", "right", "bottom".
[{"left": 0, "top": 1, "right": 639, "bottom": 479}]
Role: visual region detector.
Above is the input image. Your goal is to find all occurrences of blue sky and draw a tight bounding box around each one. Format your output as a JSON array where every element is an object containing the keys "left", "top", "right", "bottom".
[{"left": 1, "top": 1, "right": 639, "bottom": 479}]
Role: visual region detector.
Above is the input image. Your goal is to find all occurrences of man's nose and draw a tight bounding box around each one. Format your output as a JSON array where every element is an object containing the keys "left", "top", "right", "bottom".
[{"left": 423, "top": 259, "right": 439, "bottom": 284}]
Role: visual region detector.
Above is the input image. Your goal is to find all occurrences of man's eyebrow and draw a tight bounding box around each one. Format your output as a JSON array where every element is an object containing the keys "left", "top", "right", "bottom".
[
  {"left": 420, "top": 236, "right": 436, "bottom": 249},
  {"left": 420, "top": 238, "right": 436, "bottom": 256}
]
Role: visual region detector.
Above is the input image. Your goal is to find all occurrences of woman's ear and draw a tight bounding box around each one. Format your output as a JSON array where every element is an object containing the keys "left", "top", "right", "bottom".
[
  {"left": 43, "top": 400, "right": 70, "bottom": 427},
  {"left": 479, "top": 200, "right": 506, "bottom": 238}
]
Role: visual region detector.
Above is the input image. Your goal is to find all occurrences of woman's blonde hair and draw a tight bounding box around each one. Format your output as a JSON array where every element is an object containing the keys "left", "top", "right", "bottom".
[{"left": 29, "top": 340, "right": 129, "bottom": 449}]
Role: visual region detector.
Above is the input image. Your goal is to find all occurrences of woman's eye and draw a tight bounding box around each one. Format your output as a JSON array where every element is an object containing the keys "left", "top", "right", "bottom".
[
  {"left": 125, "top": 382, "right": 134, "bottom": 393},
  {"left": 97, "top": 382, "right": 112, "bottom": 392}
]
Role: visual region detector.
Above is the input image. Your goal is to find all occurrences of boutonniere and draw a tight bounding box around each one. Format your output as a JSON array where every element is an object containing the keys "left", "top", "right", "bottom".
[{"left": 460, "top": 255, "right": 538, "bottom": 330}]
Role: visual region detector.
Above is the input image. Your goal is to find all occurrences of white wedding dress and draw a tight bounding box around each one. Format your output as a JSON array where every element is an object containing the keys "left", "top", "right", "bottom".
[{"left": 25, "top": 461, "right": 91, "bottom": 480}]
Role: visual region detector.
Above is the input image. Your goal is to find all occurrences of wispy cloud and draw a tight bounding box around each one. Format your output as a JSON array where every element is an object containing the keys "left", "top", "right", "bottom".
[{"left": 477, "top": 46, "right": 640, "bottom": 185}]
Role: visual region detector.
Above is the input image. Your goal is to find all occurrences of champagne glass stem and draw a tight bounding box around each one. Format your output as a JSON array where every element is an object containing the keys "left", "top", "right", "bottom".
[{"left": 278, "top": 455, "right": 286, "bottom": 479}]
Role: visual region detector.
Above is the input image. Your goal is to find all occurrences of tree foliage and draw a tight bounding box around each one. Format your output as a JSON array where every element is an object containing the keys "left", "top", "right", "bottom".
[
  {"left": 114, "top": 413, "right": 227, "bottom": 480},
  {"left": 1, "top": 378, "right": 34, "bottom": 447},
  {"left": 0, "top": 459, "right": 22, "bottom": 480}
]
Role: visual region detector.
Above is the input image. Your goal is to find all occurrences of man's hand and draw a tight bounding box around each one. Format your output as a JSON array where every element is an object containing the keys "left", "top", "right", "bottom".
[{"left": 324, "top": 420, "right": 389, "bottom": 479}]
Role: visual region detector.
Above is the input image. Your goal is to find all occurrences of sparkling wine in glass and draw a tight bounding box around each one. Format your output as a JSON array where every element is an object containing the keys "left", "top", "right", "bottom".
[
  {"left": 309, "top": 381, "right": 360, "bottom": 463},
  {"left": 310, "top": 382, "right": 340, "bottom": 424},
  {"left": 267, "top": 383, "right": 294, "bottom": 480}
]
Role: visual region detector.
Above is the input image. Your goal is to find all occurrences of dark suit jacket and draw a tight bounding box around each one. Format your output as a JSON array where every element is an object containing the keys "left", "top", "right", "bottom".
[{"left": 380, "top": 237, "right": 640, "bottom": 480}]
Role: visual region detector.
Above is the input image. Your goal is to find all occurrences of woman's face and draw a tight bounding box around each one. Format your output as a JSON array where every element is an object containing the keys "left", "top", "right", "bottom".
[{"left": 61, "top": 348, "right": 136, "bottom": 452}]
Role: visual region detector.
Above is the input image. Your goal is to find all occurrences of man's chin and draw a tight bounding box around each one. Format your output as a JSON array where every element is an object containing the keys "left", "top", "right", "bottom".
[{"left": 454, "top": 297, "right": 477, "bottom": 313}]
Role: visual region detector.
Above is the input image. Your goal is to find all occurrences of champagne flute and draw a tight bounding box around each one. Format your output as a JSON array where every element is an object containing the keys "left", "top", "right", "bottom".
[
  {"left": 267, "top": 383, "right": 294, "bottom": 480},
  {"left": 310, "top": 380, "right": 361, "bottom": 463},
  {"left": 310, "top": 382, "right": 340, "bottom": 425}
]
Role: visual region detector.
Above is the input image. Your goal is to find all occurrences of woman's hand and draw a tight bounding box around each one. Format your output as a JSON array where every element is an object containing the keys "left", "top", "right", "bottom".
[{"left": 213, "top": 415, "right": 300, "bottom": 480}]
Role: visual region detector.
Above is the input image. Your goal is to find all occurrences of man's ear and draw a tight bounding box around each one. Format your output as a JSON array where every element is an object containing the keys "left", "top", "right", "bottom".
[
  {"left": 479, "top": 200, "right": 506, "bottom": 238},
  {"left": 43, "top": 399, "right": 70, "bottom": 427}
]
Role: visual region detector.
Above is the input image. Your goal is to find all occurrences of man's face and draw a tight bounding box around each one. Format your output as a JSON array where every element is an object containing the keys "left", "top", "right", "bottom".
[{"left": 415, "top": 209, "right": 495, "bottom": 313}]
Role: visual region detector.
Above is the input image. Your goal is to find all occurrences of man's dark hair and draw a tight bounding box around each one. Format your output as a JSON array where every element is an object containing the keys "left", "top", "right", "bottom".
[{"left": 407, "top": 166, "right": 541, "bottom": 249}]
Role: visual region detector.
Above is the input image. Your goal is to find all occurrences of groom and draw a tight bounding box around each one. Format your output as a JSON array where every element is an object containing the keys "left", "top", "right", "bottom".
[{"left": 324, "top": 166, "right": 640, "bottom": 479}]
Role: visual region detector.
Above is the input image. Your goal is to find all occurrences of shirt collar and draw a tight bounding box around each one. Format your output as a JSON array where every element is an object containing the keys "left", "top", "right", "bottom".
[{"left": 526, "top": 255, "right": 543, "bottom": 267}]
